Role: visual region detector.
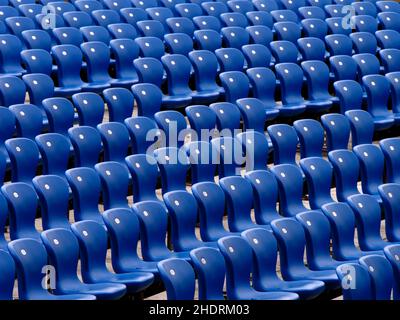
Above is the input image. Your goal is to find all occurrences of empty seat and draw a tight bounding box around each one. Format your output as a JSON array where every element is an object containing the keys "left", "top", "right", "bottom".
[
  {"left": 103, "top": 87, "right": 134, "bottom": 123},
  {"left": 336, "top": 263, "right": 373, "bottom": 300},
  {"left": 352, "top": 1, "right": 377, "bottom": 17},
  {"left": 161, "top": 54, "right": 193, "bottom": 109},
  {"left": 8, "top": 239, "right": 96, "bottom": 300},
  {"left": 20, "top": 49, "right": 52, "bottom": 75},
  {"left": 274, "top": 21, "right": 301, "bottom": 44},
  {"left": 52, "top": 44, "right": 86, "bottom": 96},
  {"left": 132, "top": 200, "right": 191, "bottom": 261},
  {"left": 188, "top": 50, "right": 222, "bottom": 104},
  {"left": 163, "top": 190, "right": 217, "bottom": 250},
  {"left": 300, "top": 60, "right": 334, "bottom": 111},
  {"left": 97, "top": 122, "right": 130, "bottom": 165},
  {"left": 327, "top": 17, "right": 351, "bottom": 35},
  {"left": 95, "top": 161, "right": 130, "bottom": 210},
  {"left": 146, "top": 7, "right": 173, "bottom": 31},
  {"left": 379, "top": 12, "right": 400, "bottom": 33},
  {"left": 154, "top": 147, "right": 189, "bottom": 194},
  {"left": 242, "top": 44, "right": 272, "bottom": 68},
  {"left": 297, "top": 37, "right": 326, "bottom": 61},
  {"left": 220, "top": 12, "right": 248, "bottom": 28},
  {"left": 210, "top": 102, "right": 241, "bottom": 132},
  {"left": 274, "top": 63, "right": 307, "bottom": 116},
  {"left": 219, "top": 71, "right": 250, "bottom": 104},
  {"left": 157, "top": 258, "right": 195, "bottom": 300},
  {"left": 380, "top": 49, "right": 400, "bottom": 73},
  {"left": 211, "top": 136, "right": 243, "bottom": 178},
  {"left": 18, "top": 4, "right": 43, "bottom": 20},
  {"left": 353, "top": 53, "right": 381, "bottom": 79},
  {"left": 35, "top": 133, "right": 70, "bottom": 177},
  {"left": 80, "top": 26, "right": 111, "bottom": 44},
  {"left": 271, "top": 218, "right": 340, "bottom": 290},
  {"left": 237, "top": 130, "right": 269, "bottom": 172},
  {"left": 21, "top": 30, "right": 52, "bottom": 51},
  {"left": 333, "top": 80, "right": 363, "bottom": 114},
  {"left": 271, "top": 9, "right": 298, "bottom": 23},
  {"left": 0, "top": 250, "right": 15, "bottom": 300},
  {"left": 270, "top": 40, "right": 299, "bottom": 64},
  {"left": 325, "top": 34, "right": 353, "bottom": 56},
  {"left": 246, "top": 11, "right": 273, "bottom": 28},
  {"left": 71, "top": 220, "right": 154, "bottom": 293},
  {"left": 267, "top": 124, "right": 298, "bottom": 166},
  {"left": 246, "top": 25, "right": 273, "bottom": 46},
  {"left": 175, "top": 3, "right": 202, "bottom": 19},
  {"left": 91, "top": 9, "right": 121, "bottom": 28},
  {"left": 217, "top": 235, "right": 299, "bottom": 300},
  {"left": 386, "top": 72, "right": 400, "bottom": 125},
  {"left": 362, "top": 74, "right": 395, "bottom": 131},
  {"left": 379, "top": 184, "right": 400, "bottom": 242},
  {"left": 22, "top": 73, "right": 55, "bottom": 115},
  {"left": 201, "top": 1, "right": 228, "bottom": 17},
  {"left": 75, "top": 0, "right": 104, "bottom": 13},
  {"left": 65, "top": 167, "right": 104, "bottom": 225},
  {"left": 380, "top": 138, "right": 400, "bottom": 184},
  {"left": 296, "top": 211, "right": 348, "bottom": 270},
  {"left": 328, "top": 149, "right": 361, "bottom": 202},
  {"left": 221, "top": 26, "right": 249, "bottom": 49},
  {"left": 329, "top": 55, "right": 357, "bottom": 81},
  {"left": 136, "top": 20, "right": 165, "bottom": 39},
  {"left": 237, "top": 97, "right": 277, "bottom": 128},
  {"left": 293, "top": 119, "right": 324, "bottom": 158},
  {"left": 350, "top": 32, "right": 378, "bottom": 54},
  {"left": 193, "top": 29, "right": 222, "bottom": 51},
  {"left": 134, "top": 57, "right": 164, "bottom": 87},
  {"left": 42, "top": 97, "right": 75, "bottom": 136},
  {"left": 68, "top": 126, "right": 102, "bottom": 168},
  {"left": 120, "top": 7, "right": 148, "bottom": 28},
  {"left": 352, "top": 15, "right": 378, "bottom": 34},
  {"left": 384, "top": 244, "right": 400, "bottom": 299},
  {"left": 102, "top": 208, "right": 159, "bottom": 275},
  {"left": 0, "top": 76, "right": 26, "bottom": 107},
  {"left": 72, "top": 92, "right": 104, "bottom": 127},
  {"left": 131, "top": 83, "right": 162, "bottom": 118},
  {"left": 52, "top": 27, "right": 84, "bottom": 46},
  {"left": 185, "top": 105, "right": 216, "bottom": 141},
  {"left": 193, "top": 15, "right": 222, "bottom": 31},
  {"left": 124, "top": 116, "right": 159, "bottom": 154},
  {"left": 131, "top": 0, "right": 158, "bottom": 9},
  {"left": 301, "top": 18, "right": 328, "bottom": 40},
  {"left": 63, "top": 11, "right": 93, "bottom": 28},
  {"left": 375, "top": 30, "right": 400, "bottom": 50},
  {"left": 320, "top": 113, "right": 350, "bottom": 151},
  {"left": 215, "top": 48, "right": 245, "bottom": 72},
  {"left": 5, "top": 16, "right": 36, "bottom": 42},
  {"left": 345, "top": 110, "right": 374, "bottom": 147},
  {"left": 9, "top": 104, "right": 43, "bottom": 140},
  {"left": 271, "top": 164, "right": 310, "bottom": 217},
  {"left": 377, "top": 1, "right": 400, "bottom": 14},
  {"left": 253, "top": 0, "right": 279, "bottom": 12},
  {"left": 166, "top": 17, "right": 195, "bottom": 36},
  {"left": 164, "top": 33, "right": 193, "bottom": 56}
]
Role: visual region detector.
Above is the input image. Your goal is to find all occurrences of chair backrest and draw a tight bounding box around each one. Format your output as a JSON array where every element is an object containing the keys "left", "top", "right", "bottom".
[
  {"left": 210, "top": 102, "right": 241, "bottom": 132},
  {"left": 134, "top": 56, "right": 164, "bottom": 87},
  {"left": 320, "top": 113, "right": 350, "bottom": 151},
  {"left": 22, "top": 73, "right": 55, "bottom": 109},
  {"left": 329, "top": 55, "right": 357, "bottom": 81},
  {"left": 211, "top": 136, "right": 243, "bottom": 178},
  {"left": 157, "top": 258, "right": 195, "bottom": 300},
  {"left": 132, "top": 83, "right": 162, "bottom": 118},
  {"left": 9, "top": 104, "right": 43, "bottom": 140},
  {"left": 325, "top": 34, "right": 353, "bottom": 56},
  {"left": 246, "top": 67, "right": 276, "bottom": 108},
  {"left": 97, "top": 122, "right": 130, "bottom": 164},
  {"left": 336, "top": 263, "right": 374, "bottom": 300},
  {"left": 42, "top": 97, "right": 74, "bottom": 136},
  {"left": 189, "top": 247, "right": 225, "bottom": 300},
  {"left": 236, "top": 98, "right": 267, "bottom": 133},
  {"left": 185, "top": 141, "right": 216, "bottom": 184},
  {"left": 68, "top": 126, "right": 102, "bottom": 168},
  {"left": 275, "top": 63, "right": 304, "bottom": 105},
  {"left": 219, "top": 71, "right": 250, "bottom": 104},
  {"left": 384, "top": 244, "right": 400, "bottom": 299},
  {"left": 333, "top": 80, "right": 363, "bottom": 114},
  {"left": 0, "top": 76, "right": 26, "bottom": 107},
  {"left": 293, "top": 119, "right": 324, "bottom": 158},
  {"left": 103, "top": 87, "right": 134, "bottom": 123},
  {"left": 345, "top": 110, "right": 374, "bottom": 147},
  {"left": 267, "top": 124, "right": 298, "bottom": 165},
  {"left": 0, "top": 250, "right": 15, "bottom": 300},
  {"left": 124, "top": 116, "right": 159, "bottom": 154},
  {"left": 362, "top": 74, "right": 392, "bottom": 119},
  {"left": 236, "top": 131, "right": 269, "bottom": 171},
  {"left": 21, "top": 49, "right": 52, "bottom": 75},
  {"left": 379, "top": 183, "right": 400, "bottom": 243},
  {"left": 379, "top": 138, "right": 400, "bottom": 184}
]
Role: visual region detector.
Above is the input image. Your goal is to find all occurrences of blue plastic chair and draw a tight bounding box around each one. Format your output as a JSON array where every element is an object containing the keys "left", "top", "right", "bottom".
[
  {"left": 321, "top": 201, "right": 383, "bottom": 261},
  {"left": 353, "top": 144, "right": 385, "bottom": 199},
  {"left": 120, "top": 7, "right": 148, "bottom": 27},
  {"left": 218, "top": 235, "right": 299, "bottom": 300},
  {"left": 95, "top": 161, "right": 130, "bottom": 210},
  {"left": 132, "top": 200, "right": 190, "bottom": 261},
  {"left": 320, "top": 113, "right": 350, "bottom": 151},
  {"left": 134, "top": 57, "right": 164, "bottom": 87},
  {"left": 300, "top": 157, "right": 335, "bottom": 210},
  {"left": 0, "top": 107, "right": 15, "bottom": 162},
  {"left": 176, "top": 2, "right": 203, "bottom": 19},
  {"left": 154, "top": 147, "right": 189, "bottom": 194},
  {"left": 384, "top": 244, "right": 400, "bottom": 299},
  {"left": 271, "top": 9, "right": 299, "bottom": 23},
  {"left": 329, "top": 55, "right": 357, "bottom": 81},
  {"left": 271, "top": 218, "right": 340, "bottom": 290},
  {"left": 241, "top": 228, "right": 325, "bottom": 300},
  {"left": 333, "top": 80, "right": 363, "bottom": 114},
  {"left": 386, "top": 72, "right": 400, "bottom": 125},
  {"left": 124, "top": 116, "right": 159, "bottom": 154},
  {"left": 191, "top": 181, "right": 233, "bottom": 242},
  {"left": 350, "top": 32, "right": 378, "bottom": 54},
  {"left": 380, "top": 49, "right": 400, "bottom": 74},
  {"left": 345, "top": 110, "right": 374, "bottom": 147},
  {"left": 246, "top": 25, "right": 273, "bottom": 46},
  {"left": 336, "top": 263, "right": 374, "bottom": 300},
  {"left": 157, "top": 258, "right": 195, "bottom": 300},
  {"left": 52, "top": 27, "right": 84, "bottom": 46},
  {"left": 163, "top": 190, "right": 217, "bottom": 251},
  {"left": 103, "top": 87, "right": 134, "bottom": 122},
  {"left": 274, "top": 21, "right": 301, "bottom": 44},
  {"left": 35, "top": 133, "right": 70, "bottom": 177},
  {"left": 211, "top": 136, "right": 243, "bottom": 178},
  {"left": 271, "top": 164, "right": 309, "bottom": 217},
  {"left": 379, "top": 11, "right": 400, "bottom": 33},
  {"left": 353, "top": 53, "right": 381, "bottom": 79},
  {"left": 97, "top": 122, "right": 130, "bottom": 165},
  {"left": 296, "top": 211, "right": 348, "bottom": 271},
  {"left": 236, "top": 98, "right": 275, "bottom": 130},
  {"left": 80, "top": 26, "right": 111, "bottom": 44},
  {"left": 9, "top": 104, "right": 43, "bottom": 141},
  {"left": 5, "top": 138, "right": 39, "bottom": 185},
  {"left": 297, "top": 37, "right": 326, "bottom": 61},
  {"left": 102, "top": 208, "right": 159, "bottom": 275},
  {"left": 380, "top": 138, "right": 400, "bottom": 184},
  {"left": 0, "top": 34, "right": 25, "bottom": 76},
  {"left": 185, "top": 141, "right": 216, "bottom": 184},
  {"left": 379, "top": 184, "right": 400, "bottom": 242},
  {"left": 0, "top": 76, "right": 26, "bottom": 107},
  {"left": 154, "top": 110, "right": 188, "bottom": 148},
  {"left": 72, "top": 92, "right": 105, "bottom": 127},
  {"left": 164, "top": 33, "right": 193, "bottom": 56},
  {"left": 185, "top": 105, "right": 216, "bottom": 142},
  {"left": 347, "top": 194, "right": 392, "bottom": 251},
  {"left": 161, "top": 54, "right": 193, "bottom": 109},
  {"left": 210, "top": 102, "right": 241, "bottom": 132},
  {"left": 125, "top": 154, "right": 159, "bottom": 203},
  {"left": 91, "top": 9, "right": 121, "bottom": 28},
  {"left": 136, "top": 20, "right": 165, "bottom": 39},
  {"left": 215, "top": 48, "right": 245, "bottom": 72},
  {"left": 246, "top": 11, "right": 273, "bottom": 28},
  {"left": 293, "top": 119, "right": 324, "bottom": 158},
  {"left": 131, "top": 83, "right": 162, "bottom": 118},
  {"left": 21, "top": 30, "right": 52, "bottom": 51},
  {"left": 71, "top": 220, "right": 154, "bottom": 294},
  {"left": 325, "top": 34, "right": 352, "bottom": 56},
  {"left": 219, "top": 71, "right": 250, "bottom": 104},
  {"left": 362, "top": 75, "right": 395, "bottom": 131},
  {"left": 267, "top": 124, "right": 298, "bottom": 166},
  {"left": 359, "top": 255, "right": 394, "bottom": 300},
  {"left": 237, "top": 131, "right": 269, "bottom": 172},
  {"left": 42, "top": 97, "right": 75, "bottom": 136},
  {"left": 376, "top": 30, "right": 400, "bottom": 50},
  {"left": 244, "top": 170, "right": 281, "bottom": 225},
  {"left": 1, "top": 182, "right": 40, "bottom": 241},
  {"left": 377, "top": 0, "right": 400, "bottom": 13},
  {"left": 108, "top": 23, "right": 138, "bottom": 40},
  {"left": 188, "top": 50, "right": 222, "bottom": 105},
  {"left": 109, "top": 39, "right": 139, "bottom": 88},
  {"left": 301, "top": 18, "right": 328, "bottom": 40},
  {"left": 274, "top": 63, "right": 307, "bottom": 116},
  {"left": 219, "top": 176, "right": 268, "bottom": 232},
  {"left": 270, "top": 40, "right": 299, "bottom": 64},
  {"left": 8, "top": 239, "right": 96, "bottom": 300},
  {"left": 166, "top": 17, "right": 195, "bottom": 36},
  {"left": 201, "top": 1, "right": 228, "bottom": 17},
  {"left": 220, "top": 12, "right": 248, "bottom": 28},
  {"left": 68, "top": 126, "right": 102, "bottom": 168},
  {"left": 0, "top": 250, "right": 15, "bottom": 300},
  {"left": 193, "top": 16, "right": 221, "bottom": 32},
  {"left": 20, "top": 49, "right": 52, "bottom": 75}
]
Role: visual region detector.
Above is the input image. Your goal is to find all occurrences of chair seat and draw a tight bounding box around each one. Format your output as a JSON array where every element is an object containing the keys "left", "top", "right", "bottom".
[
  {"left": 110, "top": 77, "right": 138, "bottom": 88},
  {"left": 82, "top": 82, "right": 111, "bottom": 92},
  {"left": 265, "top": 108, "right": 280, "bottom": 121},
  {"left": 263, "top": 279, "right": 325, "bottom": 300},
  {"left": 59, "top": 282, "right": 127, "bottom": 300},
  {"left": 116, "top": 258, "right": 160, "bottom": 276},
  {"left": 278, "top": 103, "right": 306, "bottom": 117},
  {"left": 290, "top": 269, "right": 340, "bottom": 290},
  {"left": 191, "top": 89, "right": 221, "bottom": 104},
  {"left": 372, "top": 115, "right": 394, "bottom": 131},
  {"left": 306, "top": 99, "right": 333, "bottom": 111},
  {"left": 162, "top": 94, "right": 192, "bottom": 109},
  {"left": 236, "top": 288, "right": 299, "bottom": 300},
  {"left": 55, "top": 86, "right": 84, "bottom": 97}
]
